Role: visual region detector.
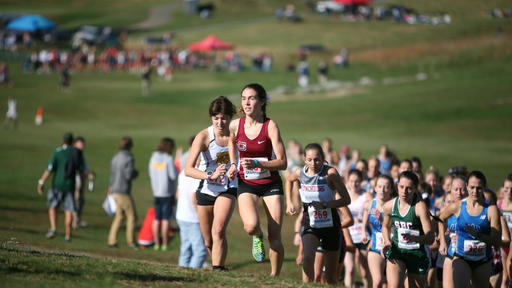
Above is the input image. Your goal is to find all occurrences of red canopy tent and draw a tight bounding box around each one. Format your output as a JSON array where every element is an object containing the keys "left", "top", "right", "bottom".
[
  {"left": 335, "top": 0, "right": 372, "bottom": 5},
  {"left": 189, "top": 34, "right": 234, "bottom": 52}
]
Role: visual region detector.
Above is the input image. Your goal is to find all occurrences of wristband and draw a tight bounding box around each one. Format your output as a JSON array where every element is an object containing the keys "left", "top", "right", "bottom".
[
  {"left": 253, "top": 159, "right": 260, "bottom": 168},
  {"left": 38, "top": 179, "right": 45, "bottom": 185}
]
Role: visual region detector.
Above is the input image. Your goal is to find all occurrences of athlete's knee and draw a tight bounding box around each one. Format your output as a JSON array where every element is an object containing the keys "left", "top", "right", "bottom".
[
  {"left": 243, "top": 223, "right": 260, "bottom": 235},
  {"left": 211, "top": 225, "right": 226, "bottom": 241}
]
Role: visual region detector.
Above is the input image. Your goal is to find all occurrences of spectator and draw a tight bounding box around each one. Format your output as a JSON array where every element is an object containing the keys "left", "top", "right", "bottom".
[
  {"left": 107, "top": 136, "right": 139, "bottom": 250},
  {"left": 317, "top": 61, "right": 329, "bottom": 85},
  {"left": 37, "top": 132, "right": 84, "bottom": 241},
  {"left": 3, "top": 95, "right": 18, "bottom": 129},
  {"left": 148, "top": 137, "right": 178, "bottom": 251},
  {"left": 176, "top": 169, "right": 207, "bottom": 268},
  {"left": 72, "top": 136, "right": 95, "bottom": 229}
]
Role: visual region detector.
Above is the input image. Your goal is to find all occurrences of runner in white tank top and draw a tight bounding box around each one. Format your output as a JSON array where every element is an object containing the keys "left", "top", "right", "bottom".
[
  {"left": 185, "top": 96, "right": 237, "bottom": 271},
  {"left": 344, "top": 168, "right": 372, "bottom": 288}
]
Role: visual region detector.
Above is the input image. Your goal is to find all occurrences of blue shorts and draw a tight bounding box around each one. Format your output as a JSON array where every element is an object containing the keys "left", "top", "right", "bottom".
[
  {"left": 154, "top": 197, "right": 173, "bottom": 220},
  {"left": 47, "top": 188, "right": 75, "bottom": 212}
]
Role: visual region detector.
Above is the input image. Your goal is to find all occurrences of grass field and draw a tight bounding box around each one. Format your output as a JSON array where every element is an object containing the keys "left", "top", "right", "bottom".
[{"left": 1, "top": 0, "right": 512, "bottom": 286}]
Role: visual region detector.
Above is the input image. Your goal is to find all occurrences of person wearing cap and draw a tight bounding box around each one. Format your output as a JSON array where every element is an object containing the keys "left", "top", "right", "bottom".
[{"left": 37, "top": 132, "right": 85, "bottom": 241}]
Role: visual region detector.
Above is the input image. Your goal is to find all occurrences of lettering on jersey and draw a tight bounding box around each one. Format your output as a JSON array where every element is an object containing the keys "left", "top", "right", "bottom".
[
  {"left": 464, "top": 223, "right": 482, "bottom": 233},
  {"left": 301, "top": 184, "right": 326, "bottom": 193},
  {"left": 215, "top": 152, "right": 229, "bottom": 165},
  {"left": 237, "top": 141, "right": 247, "bottom": 151},
  {"left": 152, "top": 161, "right": 166, "bottom": 171},
  {"left": 394, "top": 221, "right": 413, "bottom": 230}
]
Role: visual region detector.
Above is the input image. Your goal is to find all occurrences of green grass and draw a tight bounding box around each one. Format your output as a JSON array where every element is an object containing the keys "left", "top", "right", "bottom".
[{"left": 1, "top": 0, "right": 512, "bottom": 286}]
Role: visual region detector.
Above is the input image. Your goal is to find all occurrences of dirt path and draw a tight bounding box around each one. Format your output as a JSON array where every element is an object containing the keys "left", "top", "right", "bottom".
[{"left": 131, "top": 1, "right": 183, "bottom": 30}]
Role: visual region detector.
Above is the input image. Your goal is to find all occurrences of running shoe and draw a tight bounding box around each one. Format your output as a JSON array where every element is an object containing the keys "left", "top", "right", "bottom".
[
  {"left": 46, "top": 229, "right": 56, "bottom": 239},
  {"left": 161, "top": 245, "right": 168, "bottom": 251},
  {"left": 252, "top": 235, "right": 265, "bottom": 262},
  {"left": 153, "top": 245, "right": 160, "bottom": 251}
]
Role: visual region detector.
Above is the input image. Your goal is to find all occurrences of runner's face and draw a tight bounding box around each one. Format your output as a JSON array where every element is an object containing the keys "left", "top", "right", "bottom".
[
  {"left": 304, "top": 149, "right": 323, "bottom": 173},
  {"left": 211, "top": 113, "right": 230, "bottom": 132},
  {"left": 503, "top": 180, "right": 512, "bottom": 200},
  {"left": 399, "top": 162, "right": 412, "bottom": 173},
  {"left": 467, "top": 176, "right": 484, "bottom": 200},
  {"left": 241, "top": 88, "right": 262, "bottom": 116},
  {"left": 451, "top": 179, "right": 467, "bottom": 200},
  {"left": 375, "top": 178, "right": 391, "bottom": 200},
  {"left": 397, "top": 177, "right": 415, "bottom": 201},
  {"left": 442, "top": 176, "right": 452, "bottom": 193},
  {"left": 347, "top": 174, "right": 361, "bottom": 192},
  {"left": 425, "top": 173, "right": 438, "bottom": 191}
]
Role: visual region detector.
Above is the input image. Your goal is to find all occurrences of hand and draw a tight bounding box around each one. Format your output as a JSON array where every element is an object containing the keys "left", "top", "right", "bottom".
[
  {"left": 286, "top": 202, "right": 298, "bottom": 215},
  {"left": 240, "top": 158, "right": 258, "bottom": 170},
  {"left": 380, "top": 242, "right": 391, "bottom": 258},
  {"left": 212, "top": 164, "right": 227, "bottom": 180},
  {"left": 362, "top": 236, "right": 369, "bottom": 244},
  {"left": 465, "top": 224, "right": 479, "bottom": 238},
  {"left": 227, "top": 163, "right": 237, "bottom": 180},
  {"left": 293, "top": 232, "right": 301, "bottom": 246},
  {"left": 311, "top": 201, "right": 324, "bottom": 210},
  {"left": 403, "top": 233, "right": 419, "bottom": 243},
  {"left": 37, "top": 183, "right": 44, "bottom": 195},
  {"left": 439, "top": 241, "right": 447, "bottom": 256}
]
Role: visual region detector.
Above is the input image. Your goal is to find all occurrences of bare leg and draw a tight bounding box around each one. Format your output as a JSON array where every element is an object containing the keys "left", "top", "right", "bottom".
[
  {"left": 442, "top": 257, "right": 454, "bottom": 288},
  {"left": 238, "top": 193, "right": 263, "bottom": 237},
  {"left": 64, "top": 210, "right": 73, "bottom": 239},
  {"left": 49, "top": 207, "right": 57, "bottom": 231},
  {"left": 197, "top": 205, "right": 214, "bottom": 255},
  {"left": 152, "top": 220, "right": 161, "bottom": 247},
  {"left": 344, "top": 251, "right": 355, "bottom": 288},
  {"left": 161, "top": 220, "right": 169, "bottom": 246},
  {"left": 314, "top": 251, "right": 324, "bottom": 282},
  {"left": 262, "top": 195, "right": 284, "bottom": 276},
  {"left": 368, "top": 251, "right": 386, "bottom": 288},
  {"left": 386, "top": 259, "right": 406, "bottom": 288},
  {"left": 211, "top": 195, "right": 236, "bottom": 266}
]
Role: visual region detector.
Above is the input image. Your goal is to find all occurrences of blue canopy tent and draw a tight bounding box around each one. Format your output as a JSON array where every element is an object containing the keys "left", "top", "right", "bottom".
[{"left": 6, "top": 14, "right": 56, "bottom": 32}]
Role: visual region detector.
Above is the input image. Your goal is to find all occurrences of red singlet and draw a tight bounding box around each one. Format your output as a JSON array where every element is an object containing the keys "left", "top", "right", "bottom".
[{"left": 236, "top": 116, "right": 280, "bottom": 185}]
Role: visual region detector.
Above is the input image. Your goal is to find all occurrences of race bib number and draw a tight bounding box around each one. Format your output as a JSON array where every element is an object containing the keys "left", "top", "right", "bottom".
[
  {"left": 374, "top": 232, "right": 385, "bottom": 251},
  {"left": 397, "top": 228, "right": 420, "bottom": 250},
  {"left": 308, "top": 206, "right": 333, "bottom": 228},
  {"left": 463, "top": 240, "right": 486, "bottom": 261},
  {"left": 349, "top": 223, "right": 366, "bottom": 244},
  {"left": 244, "top": 157, "right": 271, "bottom": 180},
  {"left": 207, "top": 174, "right": 226, "bottom": 186}
]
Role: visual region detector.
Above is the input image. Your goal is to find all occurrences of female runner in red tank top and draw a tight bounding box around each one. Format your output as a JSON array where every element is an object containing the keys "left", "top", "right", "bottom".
[{"left": 227, "top": 83, "right": 287, "bottom": 276}]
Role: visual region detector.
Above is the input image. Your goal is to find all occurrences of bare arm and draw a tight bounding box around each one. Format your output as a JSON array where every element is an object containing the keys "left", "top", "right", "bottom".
[
  {"left": 37, "top": 170, "right": 52, "bottom": 195},
  {"left": 285, "top": 169, "right": 301, "bottom": 215},
  {"left": 227, "top": 119, "right": 239, "bottom": 179},
  {"left": 412, "top": 201, "right": 435, "bottom": 245},
  {"left": 361, "top": 200, "right": 371, "bottom": 244},
  {"left": 340, "top": 206, "right": 354, "bottom": 228}
]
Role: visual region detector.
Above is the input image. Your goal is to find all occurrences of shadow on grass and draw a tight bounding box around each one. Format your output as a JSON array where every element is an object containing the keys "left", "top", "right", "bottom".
[
  {"left": 0, "top": 225, "right": 43, "bottom": 235},
  {"left": 230, "top": 257, "right": 296, "bottom": 270},
  {"left": 116, "top": 271, "right": 190, "bottom": 283},
  {"left": 6, "top": 265, "right": 81, "bottom": 277}
]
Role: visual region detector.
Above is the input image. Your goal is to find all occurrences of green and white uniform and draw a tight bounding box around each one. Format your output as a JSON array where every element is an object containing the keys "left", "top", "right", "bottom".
[{"left": 387, "top": 197, "right": 430, "bottom": 275}]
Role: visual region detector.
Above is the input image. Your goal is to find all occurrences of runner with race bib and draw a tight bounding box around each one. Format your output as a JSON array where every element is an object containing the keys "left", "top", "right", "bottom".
[
  {"left": 381, "top": 171, "right": 434, "bottom": 288},
  {"left": 285, "top": 143, "right": 350, "bottom": 285},
  {"left": 185, "top": 96, "right": 238, "bottom": 271},
  {"left": 361, "top": 175, "right": 395, "bottom": 288},
  {"left": 227, "top": 83, "right": 287, "bottom": 276}
]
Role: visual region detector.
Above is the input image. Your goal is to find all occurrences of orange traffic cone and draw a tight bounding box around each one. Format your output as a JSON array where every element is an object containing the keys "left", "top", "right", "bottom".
[{"left": 35, "top": 105, "right": 43, "bottom": 126}]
